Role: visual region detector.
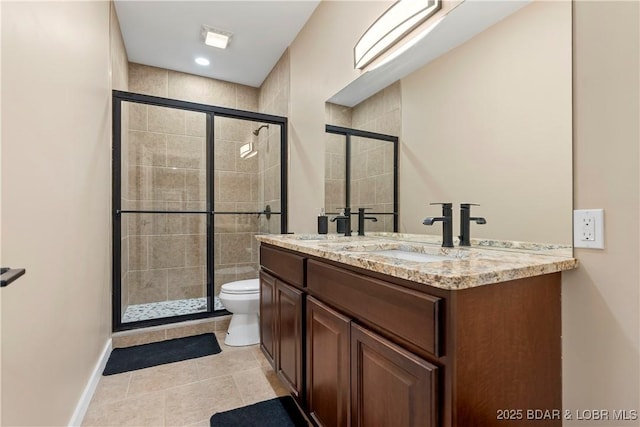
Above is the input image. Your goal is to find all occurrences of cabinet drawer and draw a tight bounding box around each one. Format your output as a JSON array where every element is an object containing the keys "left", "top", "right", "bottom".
[
  {"left": 307, "top": 260, "right": 442, "bottom": 357},
  {"left": 260, "top": 245, "right": 305, "bottom": 288}
]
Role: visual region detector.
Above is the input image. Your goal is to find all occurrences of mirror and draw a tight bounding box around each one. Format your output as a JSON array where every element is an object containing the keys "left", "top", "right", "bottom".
[
  {"left": 325, "top": 124, "right": 398, "bottom": 233},
  {"left": 325, "top": 1, "right": 572, "bottom": 250},
  {"left": 325, "top": 82, "right": 401, "bottom": 234}
]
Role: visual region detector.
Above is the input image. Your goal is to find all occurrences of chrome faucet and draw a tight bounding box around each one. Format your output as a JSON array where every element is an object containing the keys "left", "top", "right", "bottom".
[
  {"left": 459, "top": 203, "right": 486, "bottom": 246},
  {"left": 423, "top": 203, "right": 454, "bottom": 248},
  {"left": 357, "top": 208, "right": 378, "bottom": 236}
]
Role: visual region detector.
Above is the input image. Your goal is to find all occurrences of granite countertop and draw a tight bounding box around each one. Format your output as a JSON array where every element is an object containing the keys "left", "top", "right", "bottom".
[{"left": 255, "top": 233, "right": 578, "bottom": 291}]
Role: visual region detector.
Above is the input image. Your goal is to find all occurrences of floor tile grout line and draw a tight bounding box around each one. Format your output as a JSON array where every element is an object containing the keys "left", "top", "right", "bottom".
[
  {"left": 124, "top": 372, "right": 133, "bottom": 399},
  {"left": 84, "top": 373, "right": 136, "bottom": 411},
  {"left": 230, "top": 371, "right": 250, "bottom": 406},
  {"left": 163, "top": 389, "right": 168, "bottom": 427},
  {"left": 157, "top": 372, "right": 235, "bottom": 395}
]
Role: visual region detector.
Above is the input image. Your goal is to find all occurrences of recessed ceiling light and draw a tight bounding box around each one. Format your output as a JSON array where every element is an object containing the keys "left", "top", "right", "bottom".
[
  {"left": 195, "top": 57, "right": 210, "bottom": 66},
  {"left": 202, "top": 26, "right": 232, "bottom": 49}
]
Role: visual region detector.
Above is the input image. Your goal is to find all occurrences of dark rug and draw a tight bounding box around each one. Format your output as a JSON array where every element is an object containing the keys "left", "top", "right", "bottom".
[
  {"left": 210, "top": 396, "right": 307, "bottom": 427},
  {"left": 103, "top": 333, "right": 221, "bottom": 375}
]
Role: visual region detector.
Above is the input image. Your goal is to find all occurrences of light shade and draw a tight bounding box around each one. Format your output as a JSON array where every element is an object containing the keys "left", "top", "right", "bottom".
[
  {"left": 354, "top": 0, "right": 442, "bottom": 70},
  {"left": 203, "top": 26, "right": 231, "bottom": 49}
]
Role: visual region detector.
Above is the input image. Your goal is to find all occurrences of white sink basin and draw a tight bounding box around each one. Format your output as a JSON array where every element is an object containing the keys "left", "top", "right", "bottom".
[{"left": 369, "top": 249, "right": 450, "bottom": 263}]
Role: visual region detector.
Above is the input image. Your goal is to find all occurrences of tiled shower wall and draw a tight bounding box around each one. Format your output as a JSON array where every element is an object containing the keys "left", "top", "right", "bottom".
[
  {"left": 124, "top": 63, "right": 267, "bottom": 307},
  {"left": 324, "top": 103, "right": 351, "bottom": 215},
  {"left": 124, "top": 101, "right": 208, "bottom": 306},
  {"left": 324, "top": 81, "right": 401, "bottom": 232},
  {"left": 258, "top": 50, "right": 288, "bottom": 235}
]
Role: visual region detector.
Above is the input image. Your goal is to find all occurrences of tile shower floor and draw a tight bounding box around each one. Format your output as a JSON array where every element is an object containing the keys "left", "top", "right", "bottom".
[
  {"left": 81, "top": 331, "right": 290, "bottom": 426},
  {"left": 122, "top": 297, "right": 226, "bottom": 323}
]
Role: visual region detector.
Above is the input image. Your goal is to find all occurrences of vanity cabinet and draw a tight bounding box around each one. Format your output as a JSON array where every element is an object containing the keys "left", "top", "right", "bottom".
[
  {"left": 306, "top": 297, "right": 350, "bottom": 427},
  {"left": 259, "top": 245, "right": 306, "bottom": 401},
  {"left": 276, "top": 279, "right": 304, "bottom": 399},
  {"left": 306, "top": 295, "right": 438, "bottom": 427},
  {"left": 258, "top": 271, "right": 277, "bottom": 366},
  {"left": 259, "top": 243, "right": 563, "bottom": 427},
  {"left": 351, "top": 323, "right": 438, "bottom": 427}
]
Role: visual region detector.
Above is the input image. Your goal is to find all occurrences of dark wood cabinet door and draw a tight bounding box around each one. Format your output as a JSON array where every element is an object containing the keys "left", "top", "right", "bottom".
[
  {"left": 306, "top": 296, "right": 351, "bottom": 427},
  {"left": 351, "top": 323, "right": 439, "bottom": 427},
  {"left": 259, "top": 271, "right": 276, "bottom": 368},
  {"left": 276, "top": 280, "right": 304, "bottom": 399}
]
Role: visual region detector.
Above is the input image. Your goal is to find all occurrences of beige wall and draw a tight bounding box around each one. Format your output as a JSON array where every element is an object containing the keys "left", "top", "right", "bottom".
[
  {"left": 400, "top": 1, "right": 572, "bottom": 243},
  {"left": 564, "top": 1, "right": 639, "bottom": 424},
  {"left": 288, "top": 0, "right": 393, "bottom": 233},
  {"left": 1, "top": 1, "right": 115, "bottom": 425}
]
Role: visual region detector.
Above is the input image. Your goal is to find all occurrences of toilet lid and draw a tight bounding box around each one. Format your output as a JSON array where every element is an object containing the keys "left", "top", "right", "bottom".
[{"left": 221, "top": 278, "right": 259, "bottom": 294}]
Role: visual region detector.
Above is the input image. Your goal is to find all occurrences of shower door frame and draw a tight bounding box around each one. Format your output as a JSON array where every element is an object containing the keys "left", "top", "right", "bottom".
[
  {"left": 325, "top": 124, "right": 399, "bottom": 231},
  {"left": 112, "top": 90, "right": 288, "bottom": 332}
]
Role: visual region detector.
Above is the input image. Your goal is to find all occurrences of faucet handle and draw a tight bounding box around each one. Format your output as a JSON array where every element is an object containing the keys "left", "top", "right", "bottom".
[
  {"left": 358, "top": 207, "right": 372, "bottom": 212},
  {"left": 460, "top": 203, "right": 480, "bottom": 208},
  {"left": 429, "top": 202, "right": 453, "bottom": 216}
]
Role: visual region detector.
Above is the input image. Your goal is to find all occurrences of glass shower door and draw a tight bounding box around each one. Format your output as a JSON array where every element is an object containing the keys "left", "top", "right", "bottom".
[
  {"left": 113, "top": 90, "right": 288, "bottom": 331},
  {"left": 213, "top": 117, "right": 283, "bottom": 309},
  {"left": 117, "top": 100, "right": 211, "bottom": 326}
]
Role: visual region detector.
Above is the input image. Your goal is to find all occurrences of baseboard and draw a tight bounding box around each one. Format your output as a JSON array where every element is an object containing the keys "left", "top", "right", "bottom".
[{"left": 68, "top": 338, "right": 112, "bottom": 426}]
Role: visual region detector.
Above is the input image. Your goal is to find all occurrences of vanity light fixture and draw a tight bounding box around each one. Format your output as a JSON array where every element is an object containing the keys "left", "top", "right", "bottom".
[
  {"left": 203, "top": 25, "right": 232, "bottom": 49},
  {"left": 195, "top": 57, "right": 210, "bottom": 66},
  {"left": 368, "top": 15, "right": 444, "bottom": 71},
  {"left": 354, "top": 0, "right": 442, "bottom": 70}
]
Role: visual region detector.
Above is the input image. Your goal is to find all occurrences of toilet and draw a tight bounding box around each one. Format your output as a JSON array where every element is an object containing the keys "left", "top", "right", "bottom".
[{"left": 218, "top": 278, "right": 260, "bottom": 346}]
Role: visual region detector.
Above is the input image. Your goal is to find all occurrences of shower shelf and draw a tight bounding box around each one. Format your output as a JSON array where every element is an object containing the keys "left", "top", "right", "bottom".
[{"left": 1, "top": 267, "right": 26, "bottom": 287}]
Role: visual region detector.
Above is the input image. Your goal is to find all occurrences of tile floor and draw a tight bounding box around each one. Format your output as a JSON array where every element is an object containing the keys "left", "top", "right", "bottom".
[{"left": 82, "top": 331, "right": 290, "bottom": 426}]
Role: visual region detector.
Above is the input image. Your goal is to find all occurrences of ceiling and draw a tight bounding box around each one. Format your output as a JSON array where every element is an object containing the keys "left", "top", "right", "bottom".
[{"left": 114, "top": 1, "right": 320, "bottom": 88}]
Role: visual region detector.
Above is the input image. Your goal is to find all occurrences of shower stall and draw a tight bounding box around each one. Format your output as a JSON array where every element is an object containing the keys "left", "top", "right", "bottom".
[{"left": 112, "top": 91, "right": 287, "bottom": 331}]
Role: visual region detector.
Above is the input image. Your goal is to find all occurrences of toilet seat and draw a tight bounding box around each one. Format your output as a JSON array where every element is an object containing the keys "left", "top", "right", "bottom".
[{"left": 221, "top": 278, "right": 259, "bottom": 295}]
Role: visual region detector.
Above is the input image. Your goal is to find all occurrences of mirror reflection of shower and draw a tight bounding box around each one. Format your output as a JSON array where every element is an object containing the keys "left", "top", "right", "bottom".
[{"left": 240, "top": 124, "right": 269, "bottom": 159}]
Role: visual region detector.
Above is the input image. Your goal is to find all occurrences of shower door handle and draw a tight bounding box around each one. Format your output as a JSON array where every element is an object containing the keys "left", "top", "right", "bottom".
[{"left": 1, "top": 267, "right": 26, "bottom": 287}]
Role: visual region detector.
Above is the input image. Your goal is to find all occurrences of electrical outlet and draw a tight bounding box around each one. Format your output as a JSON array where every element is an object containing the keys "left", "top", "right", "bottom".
[
  {"left": 581, "top": 215, "right": 595, "bottom": 241},
  {"left": 574, "top": 209, "right": 604, "bottom": 249}
]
